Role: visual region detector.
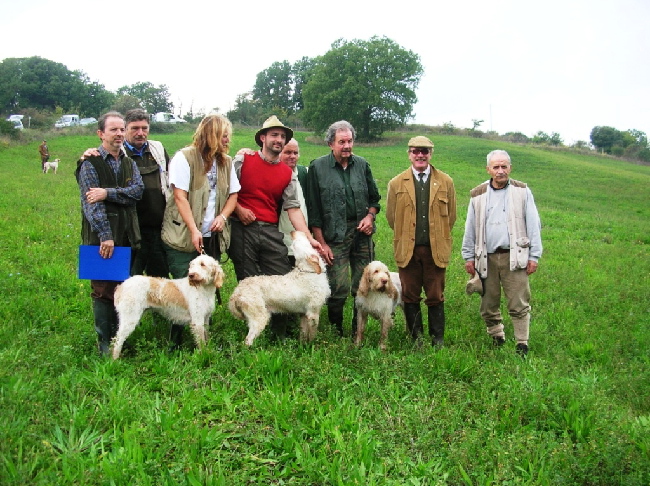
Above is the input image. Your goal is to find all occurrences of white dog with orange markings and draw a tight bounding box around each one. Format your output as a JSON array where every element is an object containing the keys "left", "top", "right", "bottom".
[
  {"left": 355, "top": 260, "right": 402, "bottom": 350},
  {"left": 43, "top": 158, "right": 60, "bottom": 174},
  {"left": 112, "top": 254, "right": 224, "bottom": 359},
  {"left": 229, "top": 231, "right": 330, "bottom": 346}
]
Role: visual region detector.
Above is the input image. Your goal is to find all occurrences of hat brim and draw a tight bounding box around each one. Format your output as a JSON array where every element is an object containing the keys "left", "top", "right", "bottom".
[{"left": 255, "top": 127, "right": 294, "bottom": 147}]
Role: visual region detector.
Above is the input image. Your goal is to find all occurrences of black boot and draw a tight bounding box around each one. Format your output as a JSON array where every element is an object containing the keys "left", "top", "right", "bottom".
[
  {"left": 403, "top": 303, "right": 423, "bottom": 341},
  {"left": 93, "top": 299, "right": 117, "bottom": 356},
  {"left": 428, "top": 303, "right": 445, "bottom": 347},
  {"left": 328, "top": 299, "right": 345, "bottom": 336},
  {"left": 351, "top": 305, "right": 358, "bottom": 340},
  {"left": 169, "top": 324, "right": 184, "bottom": 352}
]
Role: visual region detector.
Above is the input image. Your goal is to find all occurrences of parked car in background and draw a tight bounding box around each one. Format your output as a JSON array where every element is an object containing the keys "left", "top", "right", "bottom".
[
  {"left": 151, "top": 112, "right": 186, "bottom": 124},
  {"left": 6, "top": 115, "right": 24, "bottom": 130},
  {"left": 54, "top": 114, "right": 80, "bottom": 128},
  {"left": 79, "top": 117, "right": 97, "bottom": 126}
]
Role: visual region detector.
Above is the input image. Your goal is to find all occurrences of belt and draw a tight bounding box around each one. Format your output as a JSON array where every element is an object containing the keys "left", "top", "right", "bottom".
[{"left": 492, "top": 247, "right": 510, "bottom": 254}]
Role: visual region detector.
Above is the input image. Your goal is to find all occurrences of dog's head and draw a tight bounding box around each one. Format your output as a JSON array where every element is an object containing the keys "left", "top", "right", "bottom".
[
  {"left": 53, "top": 159, "right": 60, "bottom": 163},
  {"left": 291, "top": 231, "right": 325, "bottom": 274},
  {"left": 358, "top": 260, "right": 394, "bottom": 297},
  {"left": 188, "top": 254, "right": 225, "bottom": 288}
]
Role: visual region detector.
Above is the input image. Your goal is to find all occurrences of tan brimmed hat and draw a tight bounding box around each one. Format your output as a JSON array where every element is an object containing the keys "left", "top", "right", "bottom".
[
  {"left": 408, "top": 135, "right": 434, "bottom": 148},
  {"left": 255, "top": 115, "right": 294, "bottom": 147},
  {"left": 465, "top": 272, "right": 483, "bottom": 296}
]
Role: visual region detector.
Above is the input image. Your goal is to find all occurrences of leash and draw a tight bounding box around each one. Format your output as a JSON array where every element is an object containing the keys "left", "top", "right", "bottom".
[{"left": 200, "top": 244, "right": 222, "bottom": 305}]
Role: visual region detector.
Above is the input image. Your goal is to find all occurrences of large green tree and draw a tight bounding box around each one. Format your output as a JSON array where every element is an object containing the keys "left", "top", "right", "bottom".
[
  {"left": 0, "top": 56, "right": 112, "bottom": 115},
  {"left": 302, "top": 36, "right": 423, "bottom": 141},
  {"left": 117, "top": 82, "right": 173, "bottom": 114},
  {"left": 590, "top": 126, "right": 624, "bottom": 153},
  {"left": 252, "top": 61, "right": 294, "bottom": 113}
]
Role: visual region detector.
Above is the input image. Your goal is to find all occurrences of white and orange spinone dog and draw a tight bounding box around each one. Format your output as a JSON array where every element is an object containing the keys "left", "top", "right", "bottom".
[{"left": 112, "top": 254, "right": 224, "bottom": 359}]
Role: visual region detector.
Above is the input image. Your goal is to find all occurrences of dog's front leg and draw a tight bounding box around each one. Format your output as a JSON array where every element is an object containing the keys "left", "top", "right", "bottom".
[
  {"left": 379, "top": 317, "right": 393, "bottom": 351},
  {"left": 299, "top": 314, "right": 318, "bottom": 342},
  {"left": 354, "top": 310, "right": 368, "bottom": 347}
]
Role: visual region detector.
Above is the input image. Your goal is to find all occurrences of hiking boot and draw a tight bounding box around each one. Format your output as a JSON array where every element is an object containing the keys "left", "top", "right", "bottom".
[
  {"left": 492, "top": 336, "right": 506, "bottom": 347},
  {"left": 516, "top": 343, "right": 529, "bottom": 357}
]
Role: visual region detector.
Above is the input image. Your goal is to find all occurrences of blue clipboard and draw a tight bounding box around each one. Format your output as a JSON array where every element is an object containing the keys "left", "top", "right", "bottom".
[{"left": 78, "top": 245, "right": 131, "bottom": 281}]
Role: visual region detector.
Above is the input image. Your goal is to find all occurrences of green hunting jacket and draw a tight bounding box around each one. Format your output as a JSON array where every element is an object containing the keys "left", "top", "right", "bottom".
[{"left": 306, "top": 152, "right": 381, "bottom": 243}]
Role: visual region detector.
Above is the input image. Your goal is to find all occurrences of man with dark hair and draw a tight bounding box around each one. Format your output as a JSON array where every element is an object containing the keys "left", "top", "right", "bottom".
[
  {"left": 121, "top": 108, "right": 170, "bottom": 279},
  {"left": 306, "top": 120, "right": 381, "bottom": 337},
  {"left": 229, "top": 116, "right": 320, "bottom": 339},
  {"left": 76, "top": 111, "right": 144, "bottom": 355},
  {"left": 39, "top": 140, "right": 49, "bottom": 171}
]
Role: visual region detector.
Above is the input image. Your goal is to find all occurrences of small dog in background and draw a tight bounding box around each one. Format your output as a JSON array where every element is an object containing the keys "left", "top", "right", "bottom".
[
  {"left": 355, "top": 260, "right": 403, "bottom": 350},
  {"left": 43, "top": 158, "right": 59, "bottom": 174},
  {"left": 229, "top": 231, "right": 330, "bottom": 346},
  {"left": 112, "top": 254, "right": 225, "bottom": 359}
]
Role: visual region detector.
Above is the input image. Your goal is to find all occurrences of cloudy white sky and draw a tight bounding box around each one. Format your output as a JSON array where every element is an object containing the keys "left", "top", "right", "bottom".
[{"left": 2, "top": 0, "right": 648, "bottom": 144}]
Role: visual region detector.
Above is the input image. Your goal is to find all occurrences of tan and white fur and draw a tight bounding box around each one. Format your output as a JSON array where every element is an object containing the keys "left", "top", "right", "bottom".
[
  {"left": 44, "top": 158, "right": 60, "bottom": 174},
  {"left": 229, "top": 231, "right": 330, "bottom": 346},
  {"left": 355, "top": 260, "right": 402, "bottom": 350},
  {"left": 112, "top": 254, "right": 224, "bottom": 359}
]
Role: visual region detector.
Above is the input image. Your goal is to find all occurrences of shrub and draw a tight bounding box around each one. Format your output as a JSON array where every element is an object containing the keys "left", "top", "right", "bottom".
[{"left": 0, "top": 120, "right": 20, "bottom": 139}]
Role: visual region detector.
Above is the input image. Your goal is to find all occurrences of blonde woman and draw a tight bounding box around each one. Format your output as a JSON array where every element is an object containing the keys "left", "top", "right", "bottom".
[{"left": 162, "top": 114, "right": 240, "bottom": 347}]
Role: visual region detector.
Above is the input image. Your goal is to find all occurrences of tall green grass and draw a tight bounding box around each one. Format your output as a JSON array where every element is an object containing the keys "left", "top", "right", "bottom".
[{"left": 0, "top": 130, "right": 648, "bottom": 484}]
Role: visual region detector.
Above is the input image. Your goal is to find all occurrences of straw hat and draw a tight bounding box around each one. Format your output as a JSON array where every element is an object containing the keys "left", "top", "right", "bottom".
[{"left": 254, "top": 115, "right": 294, "bottom": 147}]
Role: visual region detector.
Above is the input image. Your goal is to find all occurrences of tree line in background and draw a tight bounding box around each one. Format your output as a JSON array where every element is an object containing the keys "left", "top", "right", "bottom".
[
  {"left": 1, "top": 40, "right": 649, "bottom": 162},
  {"left": 0, "top": 56, "right": 175, "bottom": 128}
]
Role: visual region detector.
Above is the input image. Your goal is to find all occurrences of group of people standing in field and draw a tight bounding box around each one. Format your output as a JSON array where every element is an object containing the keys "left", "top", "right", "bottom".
[{"left": 76, "top": 110, "right": 542, "bottom": 357}]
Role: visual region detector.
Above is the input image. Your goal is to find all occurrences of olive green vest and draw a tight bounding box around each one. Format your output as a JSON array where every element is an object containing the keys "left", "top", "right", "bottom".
[
  {"left": 161, "top": 147, "right": 232, "bottom": 253},
  {"left": 79, "top": 156, "right": 141, "bottom": 249}
]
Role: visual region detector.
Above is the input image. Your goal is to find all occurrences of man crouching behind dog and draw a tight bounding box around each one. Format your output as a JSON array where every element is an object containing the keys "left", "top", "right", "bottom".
[
  {"left": 75, "top": 112, "right": 144, "bottom": 356},
  {"left": 386, "top": 136, "right": 456, "bottom": 347}
]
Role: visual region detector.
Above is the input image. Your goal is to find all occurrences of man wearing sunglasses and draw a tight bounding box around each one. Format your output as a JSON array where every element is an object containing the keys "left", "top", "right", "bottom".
[{"left": 386, "top": 136, "right": 457, "bottom": 347}]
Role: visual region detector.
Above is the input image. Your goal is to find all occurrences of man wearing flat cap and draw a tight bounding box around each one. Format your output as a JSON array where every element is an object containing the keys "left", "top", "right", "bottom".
[
  {"left": 228, "top": 115, "right": 320, "bottom": 338},
  {"left": 386, "top": 136, "right": 456, "bottom": 347}
]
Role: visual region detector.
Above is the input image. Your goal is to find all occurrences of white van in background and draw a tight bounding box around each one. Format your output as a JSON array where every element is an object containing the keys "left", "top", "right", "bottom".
[{"left": 54, "top": 114, "right": 80, "bottom": 128}]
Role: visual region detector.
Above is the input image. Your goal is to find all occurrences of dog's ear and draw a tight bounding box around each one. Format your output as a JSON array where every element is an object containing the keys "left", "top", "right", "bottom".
[
  {"left": 213, "top": 264, "right": 225, "bottom": 288},
  {"left": 385, "top": 279, "right": 399, "bottom": 301},
  {"left": 357, "top": 267, "right": 370, "bottom": 297},
  {"left": 307, "top": 254, "right": 322, "bottom": 274}
]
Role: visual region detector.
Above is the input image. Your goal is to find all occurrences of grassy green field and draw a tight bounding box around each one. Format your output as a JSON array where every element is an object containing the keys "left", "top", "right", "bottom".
[{"left": 0, "top": 128, "right": 649, "bottom": 485}]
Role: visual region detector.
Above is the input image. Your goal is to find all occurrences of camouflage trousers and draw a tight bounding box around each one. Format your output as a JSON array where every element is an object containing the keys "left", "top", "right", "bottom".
[{"left": 327, "top": 220, "right": 375, "bottom": 302}]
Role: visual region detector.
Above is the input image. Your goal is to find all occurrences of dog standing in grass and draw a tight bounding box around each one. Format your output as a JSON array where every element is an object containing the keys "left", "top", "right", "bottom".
[
  {"left": 354, "top": 261, "right": 402, "bottom": 350},
  {"left": 229, "top": 231, "right": 330, "bottom": 346},
  {"left": 112, "top": 254, "right": 224, "bottom": 359},
  {"left": 43, "top": 158, "right": 59, "bottom": 174}
]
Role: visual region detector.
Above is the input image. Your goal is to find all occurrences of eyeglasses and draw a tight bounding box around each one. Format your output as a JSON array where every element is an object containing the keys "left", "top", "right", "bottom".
[{"left": 410, "top": 148, "right": 431, "bottom": 155}]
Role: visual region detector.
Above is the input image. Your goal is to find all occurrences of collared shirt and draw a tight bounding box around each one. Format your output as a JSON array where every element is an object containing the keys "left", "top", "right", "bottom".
[
  {"left": 411, "top": 165, "right": 431, "bottom": 183},
  {"left": 123, "top": 140, "right": 148, "bottom": 158},
  {"left": 78, "top": 146, "right": 144, "bottom": 241}
]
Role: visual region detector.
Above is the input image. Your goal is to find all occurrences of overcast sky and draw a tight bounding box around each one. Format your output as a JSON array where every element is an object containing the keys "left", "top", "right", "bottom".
[{"left": 2, "top": 0, "right": 648, "bottom": 144}]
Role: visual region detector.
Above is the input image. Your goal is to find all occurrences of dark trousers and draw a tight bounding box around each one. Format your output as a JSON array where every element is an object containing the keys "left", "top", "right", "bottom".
[
  {"left": 228, "top": 220, "right": 291, "bottom": 281},
  {"left": 131, "top": 227, "right": 169, "bottom": 278},
  {"left": 399, "top": 245, "right": 446, "bottom": 306}
]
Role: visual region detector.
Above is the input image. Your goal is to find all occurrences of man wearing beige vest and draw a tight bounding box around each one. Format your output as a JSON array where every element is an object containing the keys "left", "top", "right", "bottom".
[{"left": 461, "top": 150, "right": 542, "bottom": 357}]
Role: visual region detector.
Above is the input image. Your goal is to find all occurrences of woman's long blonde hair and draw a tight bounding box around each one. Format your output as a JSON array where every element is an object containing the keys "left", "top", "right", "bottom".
[{"left": 192, "top": 114, "right": 232, "bottom": 173}]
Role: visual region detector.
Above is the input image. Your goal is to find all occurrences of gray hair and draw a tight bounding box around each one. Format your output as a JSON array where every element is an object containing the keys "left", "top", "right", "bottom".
[
  {"left": 486, "top": 149, "right": 511, "bottom": 165},
  {"left": 98, "top": 111, "right": 124, "bottom": 131},
  {"left": 124, "top": 108, "right": 149, "bottom": 126},
  {"left": 325, "top": 120, "right": 356, "bottom": 144}
]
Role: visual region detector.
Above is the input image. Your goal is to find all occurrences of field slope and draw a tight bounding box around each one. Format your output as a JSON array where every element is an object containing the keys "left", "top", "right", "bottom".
[{"left": 0, "top": 130, "right": 648, "bottom": 485}]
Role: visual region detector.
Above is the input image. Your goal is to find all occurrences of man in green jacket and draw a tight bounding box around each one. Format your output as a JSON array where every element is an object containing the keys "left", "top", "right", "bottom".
[
  {"left": 307, "top": 120, "right": 381, "bottom": 337},
  {"left": 386, "top": 136, "right": 456, "bottom": 347}
]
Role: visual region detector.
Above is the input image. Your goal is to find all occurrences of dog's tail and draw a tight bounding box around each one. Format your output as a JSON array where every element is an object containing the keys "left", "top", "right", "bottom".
[{"left": 228, "top": 294, "right": 245, "bottom": 320}]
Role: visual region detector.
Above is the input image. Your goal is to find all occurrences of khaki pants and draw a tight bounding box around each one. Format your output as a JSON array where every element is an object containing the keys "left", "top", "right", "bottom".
[{"left": 480, "top": 252, "right": 531, "bottom": 344}]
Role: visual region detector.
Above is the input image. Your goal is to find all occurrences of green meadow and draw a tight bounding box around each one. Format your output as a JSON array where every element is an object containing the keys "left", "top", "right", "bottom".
[{"left": 0, "top": 128, "right": 649, "bottom": 485}]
